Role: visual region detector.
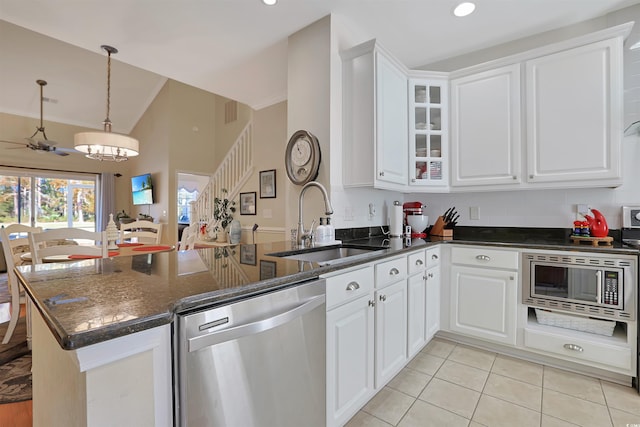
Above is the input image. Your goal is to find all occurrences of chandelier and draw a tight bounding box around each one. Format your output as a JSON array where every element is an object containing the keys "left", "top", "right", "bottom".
[{"left": 74, "top": 45, "right": 139, "bottom": 162}]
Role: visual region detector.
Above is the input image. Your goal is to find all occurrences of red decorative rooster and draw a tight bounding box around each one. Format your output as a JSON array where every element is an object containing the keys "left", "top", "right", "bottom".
[{"left": 584, "top": 209, "right": 609, "bottom": 238}]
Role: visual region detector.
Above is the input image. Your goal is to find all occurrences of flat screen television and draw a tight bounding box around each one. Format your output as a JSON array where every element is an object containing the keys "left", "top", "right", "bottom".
[{"left": 132, "top": 173, "right": 154, "bottom": 205}]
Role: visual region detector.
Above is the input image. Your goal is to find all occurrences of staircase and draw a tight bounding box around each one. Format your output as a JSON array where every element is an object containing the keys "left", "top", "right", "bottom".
[{"left": 191, "top": 122, "right": 254, "bottom": 230}]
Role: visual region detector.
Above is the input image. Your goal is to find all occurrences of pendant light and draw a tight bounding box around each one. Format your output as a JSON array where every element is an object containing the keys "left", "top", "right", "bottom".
[{"left": 74, "top": 45, "right": 139, "bottom": 162}]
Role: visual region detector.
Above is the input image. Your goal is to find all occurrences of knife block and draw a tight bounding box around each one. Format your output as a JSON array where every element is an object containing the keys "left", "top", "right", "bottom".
[{"left": 430, "top": 216, "right": 453, "bottom": 238}]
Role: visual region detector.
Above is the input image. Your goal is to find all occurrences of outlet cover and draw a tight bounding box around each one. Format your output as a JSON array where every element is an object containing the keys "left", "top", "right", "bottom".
[{"left": 470, "top": 206, "right": 480, "bottom": 220}]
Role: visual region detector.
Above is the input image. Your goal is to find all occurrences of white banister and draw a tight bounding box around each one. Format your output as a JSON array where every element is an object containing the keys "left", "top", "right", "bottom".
[{"left": 190, "top": 122, "right": 254, "bottom": 232}]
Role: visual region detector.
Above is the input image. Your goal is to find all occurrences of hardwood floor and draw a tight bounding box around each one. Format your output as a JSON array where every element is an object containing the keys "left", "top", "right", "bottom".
[
  {"left": 0, "top": 272, "right": 33, "bottom": 427},
  {"left": 0, "top": 400, "right": 32, "bottom": 427}
]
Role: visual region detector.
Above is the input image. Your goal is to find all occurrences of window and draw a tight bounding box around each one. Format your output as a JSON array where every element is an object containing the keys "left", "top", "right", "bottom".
[
  {"left": 0, "top": 168, "right": 98, "bottom": 231},
  {"left": 177, "top": 187, "right": 199, "bottom": 224}
]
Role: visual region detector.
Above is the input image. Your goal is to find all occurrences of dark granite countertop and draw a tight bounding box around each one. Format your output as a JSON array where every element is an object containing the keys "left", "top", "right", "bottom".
[{"left": 16, "top": 227, "right": 638, "bottom": 350}]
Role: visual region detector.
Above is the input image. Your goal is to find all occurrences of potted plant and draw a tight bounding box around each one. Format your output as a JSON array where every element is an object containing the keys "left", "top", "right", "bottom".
[{"left": 213, "top": 189, "right": 236, "bottom": 242}]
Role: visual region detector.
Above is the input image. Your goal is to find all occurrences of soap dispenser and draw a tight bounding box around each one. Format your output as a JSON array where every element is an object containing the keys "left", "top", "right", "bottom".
[
  {"left": 315, "top": 217, "right": 327, "bottom": 244},
  {"left": 326, "top": 217, "right": 335, "bottom": 243}
]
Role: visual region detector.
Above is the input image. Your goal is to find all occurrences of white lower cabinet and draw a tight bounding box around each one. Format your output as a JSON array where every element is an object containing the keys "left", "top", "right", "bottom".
[
  {"left": 450, "top": 246, "right": 518, "bottom": 346},
  {"left": 425, "top": 264, "right": 440, "bottom": 342},
  {"left": 326, "top": 293, "right": 375, "bottom": 427},
  {"left": 407, "top": 271, "right": 427, "bottom": 358},
  {"left": 375, "top": 279, "right": 408, "bottom": 387},
  {"left": 325, "top": 266, "right": 375, "bottom": 427}
]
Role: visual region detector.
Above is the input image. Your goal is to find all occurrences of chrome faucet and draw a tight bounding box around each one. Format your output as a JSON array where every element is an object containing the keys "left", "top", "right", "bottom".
[{"left": 297, "top": 181, "right": 334, "bottom": 247}]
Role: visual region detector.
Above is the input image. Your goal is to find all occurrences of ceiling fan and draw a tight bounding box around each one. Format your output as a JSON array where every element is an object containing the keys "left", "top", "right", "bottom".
[{"left": 0, "top": 79, "right": 75, "bottom": 156}]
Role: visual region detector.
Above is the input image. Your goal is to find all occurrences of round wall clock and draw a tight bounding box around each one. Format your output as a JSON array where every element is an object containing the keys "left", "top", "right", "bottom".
[{"left": 285, "top": 130, "right": 321, "bottom": 185}]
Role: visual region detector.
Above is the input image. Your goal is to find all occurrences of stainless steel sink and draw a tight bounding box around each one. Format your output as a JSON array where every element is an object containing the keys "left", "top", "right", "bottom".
[{"left": 268, "top": 246, "right": 385, "bottom": 265}]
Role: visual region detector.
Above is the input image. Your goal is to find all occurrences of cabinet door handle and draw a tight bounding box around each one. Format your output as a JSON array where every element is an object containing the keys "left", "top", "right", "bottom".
[
  {"left": 512, "top": 176, "right": 517, "bottom": 180},
  {"left": 415, "top": 259, "right": 424, "bottom": 266},
  {"left": 379, "top": 294, "right": 387, "bottom": 302},
  {"left": 563, "top": 344, "right": 584, "bottom": 352},
  {"left": 476, "top": 255, "right": 491, "bottom": 262},
  {"left": 428, "top": 273, "right": 434, "bottom": 278},
  {"left": 379, "top": 171, "right": 385, "bottom": 177},
  {"left": 389, "top": 267, "right": 400, "bottom": 276},
  {"left": 346, "top": 282, "right": 360, "bottom": 291},
  {"left": 368, "top": 300, "right": 376, "bottom": 307},
  {"left": 431, "top": 254, "right": 438, "bottom": 260}
]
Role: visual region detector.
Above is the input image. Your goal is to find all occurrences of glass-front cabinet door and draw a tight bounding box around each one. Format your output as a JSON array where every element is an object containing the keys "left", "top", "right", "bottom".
[{"left": 408, "top": 77, "right": 448, "bottom": 188}]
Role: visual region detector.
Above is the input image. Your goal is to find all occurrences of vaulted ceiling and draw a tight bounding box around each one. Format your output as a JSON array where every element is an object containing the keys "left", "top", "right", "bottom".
[{"left": 1, "top": 0, "right": 638, "bottom": 135}]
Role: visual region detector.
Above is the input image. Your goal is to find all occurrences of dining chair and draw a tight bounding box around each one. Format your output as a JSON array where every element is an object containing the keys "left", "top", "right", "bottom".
[
  {"left": 0, "top": 224, "right": 42, "bottom": 344},
  {"left": 119, "top": 220, "right": 163, "bottom": 244},
  {"left": 28, "top": 228, "right": 108, "bottom": 264}
]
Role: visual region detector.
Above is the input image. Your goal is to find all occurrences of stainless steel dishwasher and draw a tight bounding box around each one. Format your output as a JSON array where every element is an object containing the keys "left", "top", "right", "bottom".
[{"left": 175, "top": 279, "right": 326, "bottom": 426}]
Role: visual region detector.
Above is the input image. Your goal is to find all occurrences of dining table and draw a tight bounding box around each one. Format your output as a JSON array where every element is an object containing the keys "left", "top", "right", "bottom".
[{"left": 20, "top": 242, "right": 175, "bottom": 263}]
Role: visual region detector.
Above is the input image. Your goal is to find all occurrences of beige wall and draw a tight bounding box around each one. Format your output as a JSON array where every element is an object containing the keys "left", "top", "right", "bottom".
[
  {"left": 236, "top": 101, "right": 288, "bottom": 243},
  {"left": 286, "top": 16, "right": 332, "bottom": 235},
  {"left": 127, "top": 79, "right": 259, "bottom": 244}
]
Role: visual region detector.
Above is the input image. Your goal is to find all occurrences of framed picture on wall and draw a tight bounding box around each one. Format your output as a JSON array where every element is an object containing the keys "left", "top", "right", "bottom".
[
  {"left": 240, "top": 244, "right": 257, "bottom": 265},
  {"left": 259, "top": 169, "right": 276, "bottom": 198},
  {"left": 239, "top": 192, "right": 256, "bottom": 215},
  {"left": 260, "top": 260, "right": 277, "bottom": 280}
]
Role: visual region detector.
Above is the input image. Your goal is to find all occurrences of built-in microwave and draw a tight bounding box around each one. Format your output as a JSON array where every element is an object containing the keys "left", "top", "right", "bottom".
[{"left": 522, "top": 252, "right": 636, "bottom": 321}]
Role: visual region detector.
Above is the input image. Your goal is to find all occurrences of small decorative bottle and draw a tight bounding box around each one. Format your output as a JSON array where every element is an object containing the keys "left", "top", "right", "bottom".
[{"left": 106, "top": 213, "right": 119, "bottom": 250}]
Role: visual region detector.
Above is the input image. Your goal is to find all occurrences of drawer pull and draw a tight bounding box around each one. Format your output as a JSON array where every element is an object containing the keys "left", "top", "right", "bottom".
[
  {"left": 415, "top": 259, "right": 424, "bottom": 266},
  {"left": 346, "top": 282, "right": 360, "bottom": 291},
  {"left": 389, "top": 267, "right": 400, "bottom": 276},
  {"left": 428, "top": 273, "right": 434, "bottom": 278},
  {"left": 431, "top": 254, "right": 439, "bottom": 260},
  {"left": 379, "top": 294, "right": 387, "bottom": 302},
  {"left": 476, "top": 255, "right": 491, "bottom": 262},
  {"left": 563, "top": 344, "right": 584, "bottom": 352},
  {"left": 368, "top": 300, "right": 376, "bottom": 307}
]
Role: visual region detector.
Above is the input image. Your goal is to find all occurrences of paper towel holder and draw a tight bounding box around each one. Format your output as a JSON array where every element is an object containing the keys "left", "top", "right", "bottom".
[{"left": 390, "top": 200, "right": 404, "bottom": 237}]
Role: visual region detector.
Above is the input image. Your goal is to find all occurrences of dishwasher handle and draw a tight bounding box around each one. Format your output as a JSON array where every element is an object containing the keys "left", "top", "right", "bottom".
[{"left": 188, "top": 294, "right": 326, "bottom": 352}]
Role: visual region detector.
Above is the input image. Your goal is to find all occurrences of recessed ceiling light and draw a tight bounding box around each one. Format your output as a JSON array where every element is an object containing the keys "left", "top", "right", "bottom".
[
  {"left": 454, "top": 2, "right": 476, "bottom": 17},
  {"left": 262, "top": 0, "right": 277, "bottom": 5}
]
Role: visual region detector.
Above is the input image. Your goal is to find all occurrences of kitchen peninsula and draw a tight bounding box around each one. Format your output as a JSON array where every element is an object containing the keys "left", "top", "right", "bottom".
[{"left": 17, "top": 231, "right": 639, "bottom": 426}]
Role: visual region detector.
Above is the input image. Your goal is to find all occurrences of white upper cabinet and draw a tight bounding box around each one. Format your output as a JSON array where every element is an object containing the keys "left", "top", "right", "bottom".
[
  {"left": 525, "top": 37, "right": 623, "bottom": 186},
  {"left": 450, "top": 64, "right": 522, "bottom": 187},
  {"left": 409, "top": 76, "right": 449, "bottom": 189},
  {"left": 342, "top": 40, "right": 408, "bottom": 191}
]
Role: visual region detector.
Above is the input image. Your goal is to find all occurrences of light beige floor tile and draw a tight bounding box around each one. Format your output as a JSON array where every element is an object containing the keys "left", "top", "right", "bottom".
[
  {"left": 483, "top": 373, "right": 542, "bottom": 411},
  {"left": 421, "top": 338, "right": 456, "bottom": 359},
  {"left": 387, "top": 367, "right": 432, "bottom": 398},
  {"left": 345, "top": 410, "right": 393, "bottom": 427},
  {"left": 473, "top": 394, "right": 541, "bottom": 427},
  {"left": 601, "top": 381, "right": 640, "bottom": 416},
  {"left": 491, "top": 354, "right": 543, "bottom": 386},
  {"left": 448, "top": 344, "right": 496, "bottom": 371},
  {"left": 398, "top": 400, "right": 470, "bottom": 427},
  {"left": 418, "top": 377, "right": 480, "bottom": 419},
  {"left": 542, "top": 388, "right": 612, "bottom": 427},
  {"left": 541, "top": 414, "right": 582, "bottom": 427},
  {"left": 469, "top": 422, "right": 486, "bottom": 427},
  {"left": 435, "top": 360, "right": 489, "bottom": 392},
  {"left": 407, "top": 352, "right": 445, "bottom": 376},
  {"left": 609, "top": 408, "right": 640, "bottom": 427},
  {"left": 543, "top": 366, "right": 605, "bottom": 404},
  {"left": 363, "top": 386, "right": 415, "bottom": 426}
]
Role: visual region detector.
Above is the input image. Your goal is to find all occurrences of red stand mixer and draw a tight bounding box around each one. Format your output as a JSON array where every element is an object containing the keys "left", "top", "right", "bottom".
[{"left": 403, "top": 202, "right": 429, "bottom": 238}]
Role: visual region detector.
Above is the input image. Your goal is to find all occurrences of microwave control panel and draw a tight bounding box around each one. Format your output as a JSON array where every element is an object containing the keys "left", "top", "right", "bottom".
[{"left": 603, "top": 271, "right": 619, "bottom": 305}]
